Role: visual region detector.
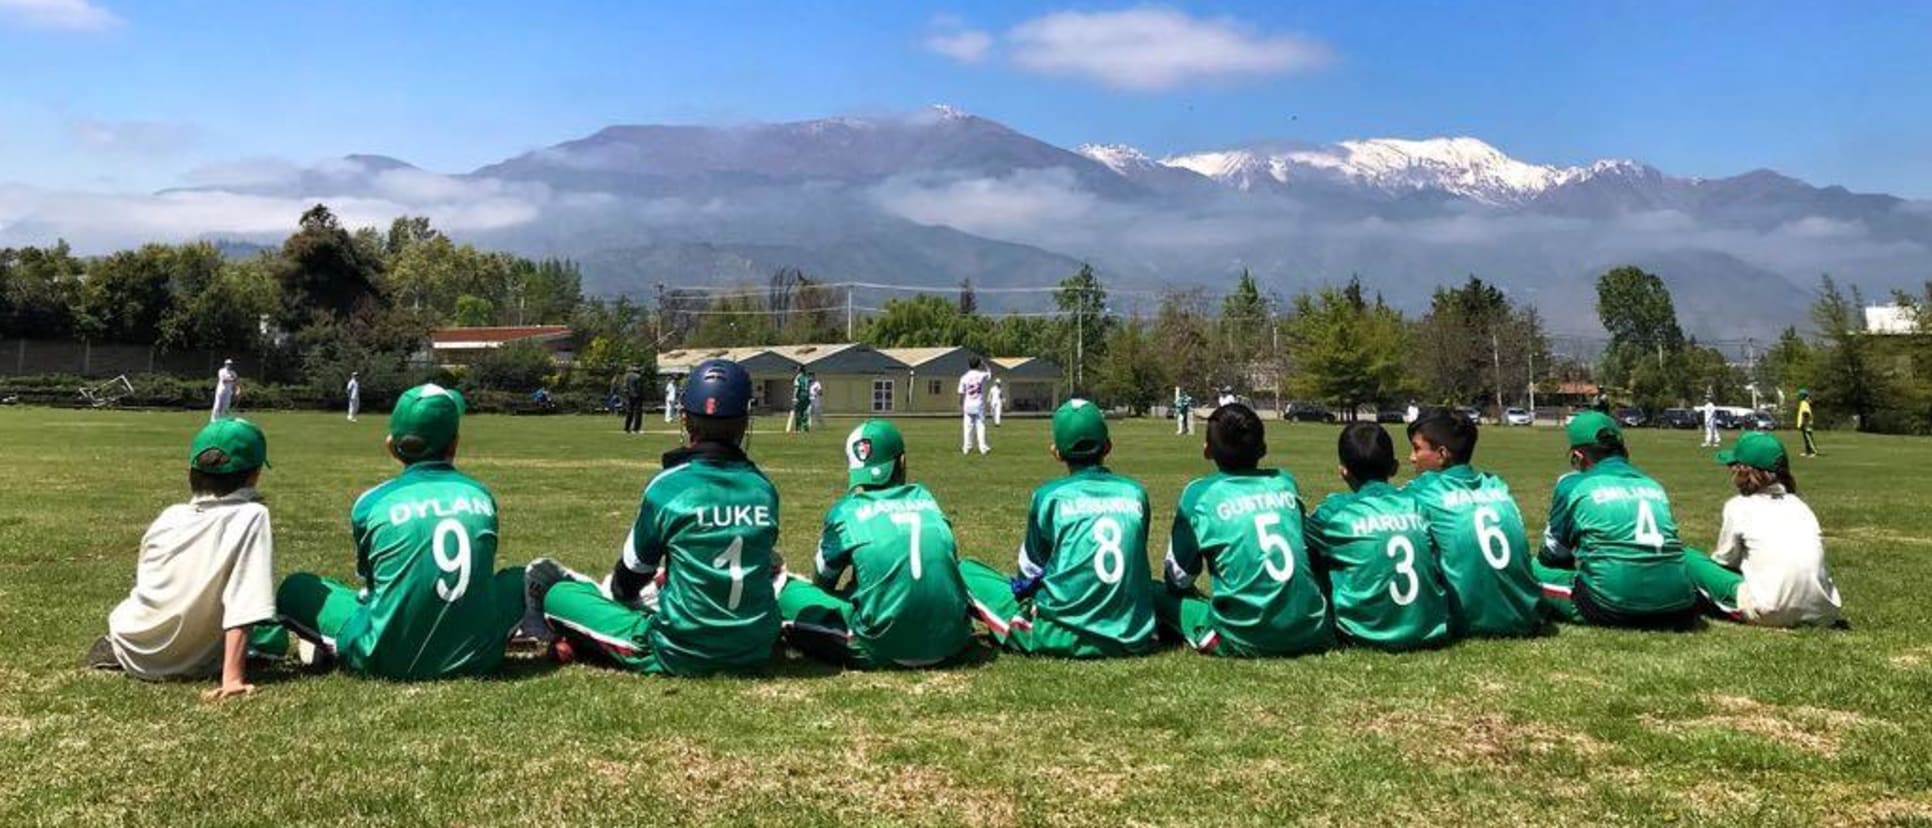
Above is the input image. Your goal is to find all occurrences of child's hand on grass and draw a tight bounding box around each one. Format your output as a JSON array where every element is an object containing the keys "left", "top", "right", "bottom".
[{"left": 203, "top": 682, "right": 255, "bottom": 701}]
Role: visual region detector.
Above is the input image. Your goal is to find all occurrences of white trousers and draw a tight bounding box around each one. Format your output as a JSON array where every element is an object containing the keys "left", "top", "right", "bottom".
[
  {"left": 1176, "top": 409, "right": 1192, "bottom": 434},
  {"left": 992, "top": 403, "right": 1002, "bottom": 426},
  {"left": 210, "top": 390, "right": 234, "bottom": 421},
  {"left": 962, "top": 411, "right": 988, "bottom": 454},
  {"left": 664, "top": 398, "right": 676, "bottom": 422},
  {"left": 347, "top": 396, "right": 360, "bottom": 421},
  {"left": 1704, "top": 423, "right": 1720, "bottom": 445}
]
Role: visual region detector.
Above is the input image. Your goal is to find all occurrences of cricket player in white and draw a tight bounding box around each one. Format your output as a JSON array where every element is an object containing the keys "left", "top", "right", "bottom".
[
  {"left": 211, "top": 359, "right": 239, "bottom": 421},
  {"left": 989, "top": 378, "right": 1003, "bottom": 427},
  {"left": 345, "top": 372, "right": 361, "bottom": 422},
  {"left": 958, "top": 357, "right": 992, "bottom": 455},
  {"left": 1701, "top": 397, "right": 1721, "bottom": 447},
  {"left": 809, "top": 374, "right": 824, "bottom": 427},
  {"left": 663, "top": 377, "right": 678, "bottom": 422}
]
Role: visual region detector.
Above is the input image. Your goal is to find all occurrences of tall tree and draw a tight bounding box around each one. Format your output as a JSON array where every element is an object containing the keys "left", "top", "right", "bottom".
[
  {"left": 276, "top": 204, "right": 386, "bottom": 329},
  {"left": 1217, "top": 269, "right": 1269, "bottom": 393},
  {"left": 1093, "top": 318, "right": 1164, "bottom": 414},
  {"left": 958, "top": 278, "right": 978, "bottom": 316},
  {"left": 1154, "top": 288, "right": 1212, "bottom": 398},
  {"left": 1054, "top": 264, "right": 1115, "bottom": 392},
  {"left": 1285, "top": 278, "right": 1410, "bottom": 418},
  {"left": 1, "top": 241, "right": 85, "bottom": 339},
  {"left": 1809, "top": 274, "right": 1894, "bottom": 431},
  {"left": 1595, "top": 265, "right": 1688, "bottom": 409}
]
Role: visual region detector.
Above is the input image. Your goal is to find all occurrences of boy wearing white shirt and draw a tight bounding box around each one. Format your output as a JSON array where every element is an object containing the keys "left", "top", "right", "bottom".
[
  {"left": 346, "top": 372, "right": 361, "bottom": 422},
  {"left": 958, "top": 357, "right": 992, "bottom": 455},
  {"left": 1685, "top": 432, "right": 1844, "bottom": 627},
  {"left": 93, "top": 418, "right": 285, "bottom": 699},
  {"left": 211, "top": 359, "right": 239, "bottom": 421},
  {"left": 989, "top": 378, "right": 1004, "bottom": 427},
  {"left": 1700, "top": 398, "right": 1720, "bottom": 448}
]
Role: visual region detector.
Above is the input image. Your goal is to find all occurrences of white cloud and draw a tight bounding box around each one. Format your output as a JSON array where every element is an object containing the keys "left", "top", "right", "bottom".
[
  {"left": 1005, "top": 7, "right": 1330, "bottom": 91},
  {"left": 67, "top": 118, "right": 195, "bottom": 155},
  {"left": 871, "top": 168, "right": 1100, "bottom": 236},
  {"left": 925, "top": 29, "right": 992, "bottom": 63},
  {"left": 0, "top": 0, "right": 121, "bottom": 31}
]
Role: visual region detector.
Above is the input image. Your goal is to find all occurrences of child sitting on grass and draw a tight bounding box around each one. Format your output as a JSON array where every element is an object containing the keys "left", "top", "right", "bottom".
[
  {"left": 93, "top": 418, "right": 285, "bottom": 700},
  {"left": 1685, "top": 431, "right": 1844, "bottom": 627}
]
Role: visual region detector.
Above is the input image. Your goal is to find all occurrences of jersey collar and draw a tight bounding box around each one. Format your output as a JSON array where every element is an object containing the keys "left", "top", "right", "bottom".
[{"left": 663, "top": 441, "right": 750, "bottom": 470}]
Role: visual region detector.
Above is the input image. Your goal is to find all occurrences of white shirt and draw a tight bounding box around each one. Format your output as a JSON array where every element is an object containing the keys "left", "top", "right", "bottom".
[
  {"left": 989, "top": 383, "right": 1002, "bottom": 406},
  {"left": 665, "top": 380, "right": 677, "bottom": 401},
  {"left": 958, "top": 369, "right": 990, "bottom": 414},
  {"left": 107, "top": 488, "right": 278, "bottom": 679},
  {"left": 1701, "top": 402, "right": 1716, "bottom": 424},
  {"left": 1217, "top": 393, "right": 1236, "bottom": 407},
  {"left": 216, "top": 366, "right": 238, "bottom": 394},
  {"left": 809, "top": 380, "right": 823, "bottom": 401},
  {"left": 1711, "top": 486, "right": 1842, "bottom": 627},
  {"left": 346, "top": 378, "right": 360, "bottom": 398}
]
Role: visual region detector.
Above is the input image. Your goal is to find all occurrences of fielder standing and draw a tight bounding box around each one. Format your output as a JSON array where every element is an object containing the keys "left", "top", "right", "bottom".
[
  {"left": 989, "top": 378, "right": 1004, "bottom": 427},
  {"left": 958, "top": 357, "right": 991, "bottom": 455},
  {"left": 210, "top": 359, "right": 239, "bottom": 421},
  {"left": 346, "top": 372, "right": 361, "bottom": 423},
  {"left": 1700, "top": 397, "right": 1720, "bottom": 448},
  {"left": 663, "top": 376, "right": 678, "bottom": 423},
  {"left": 1796, "top": 388, "right": 1819, "bottom": 457}
]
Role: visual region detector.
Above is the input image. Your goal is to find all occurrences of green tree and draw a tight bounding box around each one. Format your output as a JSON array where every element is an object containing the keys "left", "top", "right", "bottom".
[
  {"left": 1154, "top": 288, "right": 1212, "bottom": 399},
  {"left": 276, "top": 204, "right": 386, "bottom": 329},
  {"left": 1216, "top": 269, "right": 1269, "bottom": 393},
  {"left": 860, "top": 294, "right": 979, "bottom": 348},
  {"left": 1755, "top": 326, "right": 1814, "bottom": 401},
  {"left": 160, "top": 252, "right": 278, "bottom": 353},
  {"left": 466, "top": 339, "right": 558, "bottom": 392},
  {"left": 452, "top": 295, "right": 496, "bottom": 327},
  {"left": 1284, "top": 278, "right": 1410, "bottom": 418},
  {"left": 1093, "top": 318, "right": 1164, "bottom": 414},
  {"left": 1, "top": 241, "right": 85, "bottom": 339},
  {"left": 1054, "top": 264, "right": 1114, "bottom": 393},
  {"left": 75, "top": 244, "right": 177, "bottom": 344},
  {"left": 1809, "top": 275, "right": 1896, "bottom": 431},
  {"left": 1595, "top": 266, "right": 1687, "bottom": 409}
]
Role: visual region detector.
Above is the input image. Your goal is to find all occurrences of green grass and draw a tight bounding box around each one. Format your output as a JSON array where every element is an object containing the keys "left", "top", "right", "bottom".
[{"left": 3, "top": 407, "right": 1930, "bottom": 826}]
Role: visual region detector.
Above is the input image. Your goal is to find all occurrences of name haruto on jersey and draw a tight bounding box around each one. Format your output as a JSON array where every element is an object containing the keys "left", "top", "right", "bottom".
[
  {"left": 1212, "top": 491, "right": 1301, "bottom": 521},
  {"left": 1350, "top": 512, "right": 1427, "bottom": 535}
]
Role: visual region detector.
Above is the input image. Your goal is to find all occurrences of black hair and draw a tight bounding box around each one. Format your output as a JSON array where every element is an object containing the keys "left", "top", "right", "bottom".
[
  {"left": 1206, "top": 404, "right": 1267, "bottom": 470},
  {"left": 1573, "top": 438, "right": 1627, "bottom": 465},
  {"left": 188, "top": 450, "right": 254, "bottom": 497},
  {"left": 969, "top": 356, "right": 983, "bottom": 371},
  {"left": 1337, "top": 422, "right": 1398, "bottom": 483},
  {"left": 686, "top": 413, "right": 750, "bottom": 446},
  {"left": 1407, "top": 410, "right": 1479, "bottom": 464}
]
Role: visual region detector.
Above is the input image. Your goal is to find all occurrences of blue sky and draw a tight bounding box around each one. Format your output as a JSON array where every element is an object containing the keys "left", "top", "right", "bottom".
[{"left": 3, "top": 0, "right": 1930, "bottom": 196}]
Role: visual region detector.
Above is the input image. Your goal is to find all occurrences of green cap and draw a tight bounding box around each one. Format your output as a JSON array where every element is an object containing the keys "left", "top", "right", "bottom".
[
  {"left": 1798, "top": 388, "right": 1810, "bottom": 398},
  {"left": 1566, "top": 410, "right": 1622, "bottom": 449},
  {"left": 844, "top": 419, "right": 905, "bottom": 488},
  {"left": 1717, "top": 431, "right": 1786, "bottom": 471},
  {"left": 1052, "top": 398, "right": 1109, "bottom": 461},
  {"left": 190, "top": 417, "right": 268, "bottom": 474},
  {"left": 390, "top": 383, "right": 465, "bottom": 461}
]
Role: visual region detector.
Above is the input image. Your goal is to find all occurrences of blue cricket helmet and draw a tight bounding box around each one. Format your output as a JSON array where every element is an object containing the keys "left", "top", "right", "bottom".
[{"left": 681, "top": 358, "right": 753, "bottom": 418}]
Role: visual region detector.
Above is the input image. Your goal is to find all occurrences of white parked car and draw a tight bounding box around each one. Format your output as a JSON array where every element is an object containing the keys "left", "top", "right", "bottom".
[{"left": 1503, "top": 407, "right": 1534, "bottom": 426}]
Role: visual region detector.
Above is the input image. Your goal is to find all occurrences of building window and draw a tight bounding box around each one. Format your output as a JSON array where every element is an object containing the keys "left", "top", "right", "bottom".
[
  {"left": 928, "top": 379, "right": 941, "bottom": 395},
  {"left": 872, "top": 379, "right": 894, "bottom": 412}
]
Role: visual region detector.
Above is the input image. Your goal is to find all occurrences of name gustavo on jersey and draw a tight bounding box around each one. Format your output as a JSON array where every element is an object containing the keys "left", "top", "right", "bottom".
[
  {"left": 387, "top": 496, "right": 495, "bottom": 526},
  {"left": 1213, "top": 490, "right": 1300, "bottom": 521}
]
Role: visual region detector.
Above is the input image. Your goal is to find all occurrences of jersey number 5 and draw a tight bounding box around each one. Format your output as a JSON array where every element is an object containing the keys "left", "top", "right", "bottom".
[{"left": 1253, "top": 513, "right": 1296, "bottom": 582}]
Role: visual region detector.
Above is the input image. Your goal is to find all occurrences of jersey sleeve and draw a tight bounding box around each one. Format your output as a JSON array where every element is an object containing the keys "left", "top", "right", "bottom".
[
  {"left": 814, "top": 502, "right": 853, "bottom": 589},
  {"left": 220, "top": 506, "right": 279, "bottom": 629},
  {"left": 1163, "top": 481, "right": 1205, "bottom": 591},
  {"left": 1015, "top": 489, "right": 1052, "bottom": 580},
  {"left": 619, "top": 493, "right": 664, "bottom": 578},
  {"left": 348, "top": 486, "right": 380, "bottom": 589},
  {"left": 1539, "top": 472, "right": 1582, "bottom": 566},
  {"left": 1710, "top": 497, "right": 1746, "bottom": 567}
]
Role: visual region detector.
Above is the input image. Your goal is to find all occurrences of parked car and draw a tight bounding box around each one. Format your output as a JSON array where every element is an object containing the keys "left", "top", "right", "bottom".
[
  {"left": 1455, "top": 405, "right": 1484, "bottom": 424},
  {"left": 1745, "top": 411, "right": 1779, "bottom": 431},
  {"left": 1658, "top": 408, "right": 1699, "bottom": 429},
  {"left": 1711, "top": 410, "right": 1742, "bottom": 430},
  {"left": 1283, "top": 401, "right": 1337, "bottom": 422},
  {"left": 1503, "top": 407, "right": 1533, "bottom": 426},
  {"left": 1614, "top": 407, "right": 1649, "bottom": 428},
  {"left": 1375, "top": 408, "right": 1407, "bottom": 424}
]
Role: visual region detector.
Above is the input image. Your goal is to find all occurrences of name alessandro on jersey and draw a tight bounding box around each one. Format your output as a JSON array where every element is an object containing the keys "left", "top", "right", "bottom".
[
  {"left": 1057, "top": 496, "right": 1142, "bottom": 517},
  {"left": 854, "top": 497, "right": 939, "bottom": 522}
]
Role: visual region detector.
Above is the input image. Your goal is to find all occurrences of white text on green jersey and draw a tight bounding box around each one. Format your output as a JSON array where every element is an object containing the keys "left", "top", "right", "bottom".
[
  {"left": 695, "top": 505, "right": 775, "bottom": 527},
  {"left": 386, "top": 497, "right": 495, "bottom": 526},
  {"left": 1058, "top": 497, "right": 1142, "bottom": 517},
  {"left": 1212, "top": 490, "right": 1301, "bottom": 521},
  {"left": 854, "top": 497, "right": 939, "bottom": 522},
  {"left": 1350, "top": 512, "right": 1427, "bottom": 535},
  {"left": 1587, "top": 485, "right": 1668, "bottom": 505}
]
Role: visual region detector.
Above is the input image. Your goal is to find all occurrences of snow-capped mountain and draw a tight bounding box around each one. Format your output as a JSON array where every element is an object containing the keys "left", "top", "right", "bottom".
[{"left": 1160, "top": 137, "right": 1648, "bottom": 205}]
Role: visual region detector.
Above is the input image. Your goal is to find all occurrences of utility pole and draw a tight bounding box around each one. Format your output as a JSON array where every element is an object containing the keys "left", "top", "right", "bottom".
[
  {"left": 1075, "top": 292, "right": 1084, "bottom": 392},
  {"left": 654, "top": 283, "right": 665, "bottom": 347},
  {"left": 845, "top": 288, "right": 854, "bottom": 341},
  {"left": 1490, "top": 331, "right": 1505, "bottom": 424},
  {"left": 1526, "top": 347, "right": 1536, "bottom": 418}
]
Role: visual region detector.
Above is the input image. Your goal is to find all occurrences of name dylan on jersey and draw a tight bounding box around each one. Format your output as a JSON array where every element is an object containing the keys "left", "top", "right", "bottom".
[{"left": 387, "top": 497, "right": 495, "bottom": 526}]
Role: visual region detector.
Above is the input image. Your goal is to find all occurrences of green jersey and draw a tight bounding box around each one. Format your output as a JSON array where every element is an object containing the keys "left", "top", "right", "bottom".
[
  {"left": 1017, "top": 466, "right": 1156, "bottom": 657},
  {"left": 1405, "top": 465, "right": 1541, "bottom": 637},
  {"left": 342, "top": 461, "right": 506, "bottom": 679},
  {"left": 815, "top": 482, "right": 972, "bottom": 667},
  {"left": 1541, "top": 457, "right": 1695, "bottom": 615},
  {"left": 793, "top": 373, "right": 811, "bottom": 403},
  {"left": 621, "top": 445, "right": 781, "bottom": 675},
  {"left": 1306, "top": 481, "right": 1451, "bottom": 651},
  {"left": 1165, "top": 469, "right": 1332, "bottom": 656}
]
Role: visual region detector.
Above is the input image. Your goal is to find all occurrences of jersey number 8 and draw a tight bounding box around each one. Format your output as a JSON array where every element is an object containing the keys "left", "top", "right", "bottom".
[{"left": 1092, "top": 517, "right": 1126, "bottom": 584}]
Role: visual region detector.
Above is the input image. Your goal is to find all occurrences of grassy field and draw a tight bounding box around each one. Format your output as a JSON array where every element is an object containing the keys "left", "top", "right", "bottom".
[{"left": 2, "top": 406, "right": 1929, "bottom": 826}]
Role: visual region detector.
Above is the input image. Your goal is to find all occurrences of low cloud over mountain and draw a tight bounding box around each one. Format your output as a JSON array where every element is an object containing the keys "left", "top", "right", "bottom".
[{"left": 4, "top": 105, "right": 1928, "bottom": 339}]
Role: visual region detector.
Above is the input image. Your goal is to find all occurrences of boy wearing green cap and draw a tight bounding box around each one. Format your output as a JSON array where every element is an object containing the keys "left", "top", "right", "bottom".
[
  {"left": 1687, "top": 432, "right": 1843, "bottom": 627},
  {"left": 1158, "top": 403, "right": 1332, "bottom": 657},
  {"left": 277, "top": 383, "right": 528, "bottom": 680},
  {"left": 1306, "top": 423, "right": 1453, "bottom": 651},
  {"left": 94, "top": 418, "right": 286, "bottom": 699},
  {"left": 1534, "top": 411, "right": 1699, "bottom": 629},
  {"left": 776, "top": 419, "right": 976, "bottom": 668},
  {"left": 1403, "top": 410, "right": 1542, "bottom": 638},
  {"left": 960, "top": 399, "right": 1157, "bottom": 658}
]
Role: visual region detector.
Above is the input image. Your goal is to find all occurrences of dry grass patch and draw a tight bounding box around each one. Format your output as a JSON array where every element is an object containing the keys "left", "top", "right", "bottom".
[
  {"left": 1363, "top": 706, "right": 1608, "bottom": 767},
  {"left": 1644, "top": 694, "right": 1889, "bottom": 758}
]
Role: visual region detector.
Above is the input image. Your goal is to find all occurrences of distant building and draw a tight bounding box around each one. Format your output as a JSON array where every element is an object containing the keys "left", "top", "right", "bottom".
[
  {"left": 655, "top": 342, "right": 1060, "bottom": 416},
  {"left": 429, "top": 325, "right": 575, "bottom": 367},
  {"left": 1866, "top": 305, "right": 1920, "bottom": 335}
]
